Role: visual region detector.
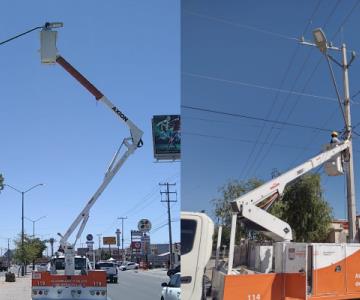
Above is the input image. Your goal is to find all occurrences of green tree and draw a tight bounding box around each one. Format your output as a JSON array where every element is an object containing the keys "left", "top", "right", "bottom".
[
  {"left": 212, "top": 173, "right": 332, "bottom": 243},
  {"left": 13, "top": 235, "right": 47, "bottom": 265},
  {"left": 270, "top": 173, "right": 332, "bottom": 242},
  {"left": 212, "top": 178, "right": 264, "bottom": 244}
]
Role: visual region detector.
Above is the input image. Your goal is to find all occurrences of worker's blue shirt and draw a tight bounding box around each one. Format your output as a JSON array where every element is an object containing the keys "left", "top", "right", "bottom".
[{"left": 330, "top": 137, "right": 341, "bottom": 144}]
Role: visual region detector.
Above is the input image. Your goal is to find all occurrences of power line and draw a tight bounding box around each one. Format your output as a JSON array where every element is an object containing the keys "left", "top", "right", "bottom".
[
  {"left": 301, "top": 0, "right": 324, "bottom": 37},
  {"left": 0, "top": 25, "right": 43, "bottom": 46},
  {"left": 247, "top": 52, "right": 321, "bottom": 178},
  {"left": 182, "top": 105, "right": 334, "bottom": 132},
  {"left": 182, "top": 116, "right": 282, "bottom": 129},
  {"left": 183, "top": 10, "right": 298, "bottom": 41},
  {"left": 183, "top": 72, "right": 339, "bottom": 104},
  {"left": 247, "top": 1, "right": 358, "bottom": 178},
  {"left": 183, "top": 131, "right": 319, "bottom": 151},
  {"left": 258, "top": 1, "right": 360, "bottom": 171},
  {"left": 238, "top": 0, "right": 324, "bottom": 180},
  {"left": 99, "top": 172, "right": 179, "bottom": 234}
]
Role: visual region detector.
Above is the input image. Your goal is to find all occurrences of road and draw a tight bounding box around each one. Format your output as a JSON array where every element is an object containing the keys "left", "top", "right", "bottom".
[
  {"left": 0, "top": 268, "right": 168, "bottom": 300},
  {"left": 108, "top": 269, "right": 168, "bottom": 300}
]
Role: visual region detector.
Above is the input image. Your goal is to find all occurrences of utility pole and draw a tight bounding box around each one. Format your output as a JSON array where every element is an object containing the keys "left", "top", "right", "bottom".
[
  {"left": 97, "top": 234, "right": 102, "bottom": 261},
  {"left": 342, "top": 43, "right": 357, "bottom": 242},
  {"left": 117, "top": 217, "right": 127, "bottom": 261},
  {"left": 159, "top": 182, "right": 177, "bottom": 269},
  {"left": 7, "top": 238, "right": 10, "bottom": 269},
  {"left": 302, "top": 29, "right": 357, "bottom": 242}
]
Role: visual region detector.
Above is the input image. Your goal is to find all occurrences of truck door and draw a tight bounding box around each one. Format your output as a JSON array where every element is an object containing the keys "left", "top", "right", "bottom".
[{"left": 181, "top": 216, "right": 200, "bottom": 300}]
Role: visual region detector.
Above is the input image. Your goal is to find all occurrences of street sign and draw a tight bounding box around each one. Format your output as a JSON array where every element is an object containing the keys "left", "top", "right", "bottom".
[
  {"left": 152, "top": 115, "right": 180, "bottom": 160},
  {"left": 141, "top": 234, "right": 151, "bottom": 255},
  {"left": 86, "top": 241, "right": 94, "bottom": 251},
  {"left": 103, "top": 236, "right": 116, "bottom": 245},
  {"left": 86, "top": 234, "right": 93, "bottom": 241},
  {"left": 138, "top": 219, "right": 152, "bottom": 232},
  {"left": 131, "top": 241, "right": 141, "bottom": 250},
  {"left": 131, "top": 230, "right": 143, "bottom": 237}
]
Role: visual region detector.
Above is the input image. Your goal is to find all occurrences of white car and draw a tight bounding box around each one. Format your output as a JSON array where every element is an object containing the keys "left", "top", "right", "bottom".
[
  {"left": 95, "top": 261, "right": 118, "bottom": 283},
  {"left": 36, "top": 263, "right": 48, "bottom": 272},
  {"left": 119, "top": 262, "right": 139, "bottom": 271},
  {"left": 161, "top": 273, "right": 181, "bottom": 300}
]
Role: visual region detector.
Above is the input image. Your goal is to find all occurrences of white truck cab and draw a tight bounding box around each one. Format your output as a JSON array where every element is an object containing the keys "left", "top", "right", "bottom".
[{"left": 181, "top": 212, "right": 214, "bottom": 300}]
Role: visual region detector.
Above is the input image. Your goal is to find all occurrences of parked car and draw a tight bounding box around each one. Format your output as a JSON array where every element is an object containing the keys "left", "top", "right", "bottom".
[
  {"left": 119, "top": 261, "right": 139, "bottom": 271},
  {"left": 161, "top": 272, "right": 181, "bottom": 300},
  {"left": 95, "top": 261, "right": 118, "bottom": 283}
]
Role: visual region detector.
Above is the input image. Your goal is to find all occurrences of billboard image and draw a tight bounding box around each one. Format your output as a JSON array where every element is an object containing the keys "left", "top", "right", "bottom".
[{"left": 152, "top": 115, "right": 180, "bottom": 160}]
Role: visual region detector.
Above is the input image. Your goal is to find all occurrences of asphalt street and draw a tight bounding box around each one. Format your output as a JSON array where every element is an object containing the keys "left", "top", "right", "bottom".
[{"left": 108, "top": 269, "right": 168, "bottom": 300}]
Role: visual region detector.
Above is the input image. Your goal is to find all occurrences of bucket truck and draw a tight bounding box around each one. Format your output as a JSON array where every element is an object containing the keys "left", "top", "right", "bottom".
[
  {"left": 31, "top": 23, "right": 143, "bottom": 299},
  {"left": 182, "top": 140, "right": 360, "bottom": 300}
]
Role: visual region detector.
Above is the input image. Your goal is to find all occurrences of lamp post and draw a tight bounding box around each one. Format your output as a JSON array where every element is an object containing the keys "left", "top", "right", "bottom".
[
  {"left": 24, "top": 216, "right": 46, "bottom": 238},
  {"left": 302, "top": 28, "right": 357, "bottom": 242},
  {"left": 5, "top": 183, "right": 44, "bottom": 275}
]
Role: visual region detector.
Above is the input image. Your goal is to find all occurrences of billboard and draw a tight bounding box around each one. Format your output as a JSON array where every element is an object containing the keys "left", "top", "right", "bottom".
[
  {"left": 131, "top": 241, "right": 142, "bottom": 250},
  {"left": 103, "top": 236, "right": 116, "bottom": 245},
  {"left": 152, "top": 115, "right": 180, "bottom": 160}
]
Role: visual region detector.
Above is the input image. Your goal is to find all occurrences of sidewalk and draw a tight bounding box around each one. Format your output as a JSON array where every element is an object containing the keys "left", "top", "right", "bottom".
[{"left": 0, "top": 274, "right": 31, "bottom": 300}]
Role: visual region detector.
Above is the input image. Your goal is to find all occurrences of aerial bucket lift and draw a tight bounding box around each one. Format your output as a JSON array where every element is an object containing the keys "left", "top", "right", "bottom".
[
  {"left": 31, "top": 23, "right": 143, "bottom": 300},
  {"left": 182, "top": 140, "right": 360, "bottom": 300}
]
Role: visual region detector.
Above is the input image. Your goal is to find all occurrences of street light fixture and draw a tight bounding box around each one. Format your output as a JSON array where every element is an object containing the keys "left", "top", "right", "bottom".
[
  {"left": 312, "top": 28, "right": 328, "bottom": 54},
  {"left": 5, "top": 183, "right": 44, "bottom": 276},
  {"left": 44, "top": 22, "right": 64, "bottom": 29},
  {"left": 24, "top": 216, "right": 46, "bottom": 237}
]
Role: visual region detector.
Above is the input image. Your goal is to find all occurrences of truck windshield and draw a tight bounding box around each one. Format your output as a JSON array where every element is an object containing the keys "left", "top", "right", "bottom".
[
  {"left": 53, "top": 257, "right": 87, "bottom": 270},
  {"left": 181, "top": 219, "right": 197, "bottom": 255}
]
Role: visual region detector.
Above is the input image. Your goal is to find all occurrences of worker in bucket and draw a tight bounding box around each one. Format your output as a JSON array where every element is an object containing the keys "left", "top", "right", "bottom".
[{"left": 330, "top": 131, "right": 341, "bottom": 144}]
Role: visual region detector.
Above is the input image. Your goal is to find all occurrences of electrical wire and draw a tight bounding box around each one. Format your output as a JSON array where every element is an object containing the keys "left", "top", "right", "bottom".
[
  {"left": 245, "top": 1, "right": 358, "bottom": 176},
  {"left": 0, "top": 26, "right": 43, "bottom": 46},
  {"left": 301, "top": 0, "right": 323, "bottom": 37},
  {"left": 182, "top": 105, "right": 333, "bottom": 132},
  {"left": 183, "top": 131, "right": 319, "bottom": 151},
  {"left": 257, "top": 2, "right": 360, "bottom": 173},
  {"left": 183, "top": 10, "right": 298, "bottom": 41},
  {"left": 325, "top": 54, "right": 347, "bottom": 127},
  {"left": 239, "top": 0, "right": 326, "bottom": 180},
  {"left": 183, "top": 72, "right": 339, "bottom": 104}
]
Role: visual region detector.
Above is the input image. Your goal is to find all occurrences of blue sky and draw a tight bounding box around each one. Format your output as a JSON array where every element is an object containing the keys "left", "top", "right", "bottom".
[
  {"left": 182, "top": 0, "right": 360, "bottom": 221},
  {"left": 0, "top": 0, "right": 180, "bottom": 253}
]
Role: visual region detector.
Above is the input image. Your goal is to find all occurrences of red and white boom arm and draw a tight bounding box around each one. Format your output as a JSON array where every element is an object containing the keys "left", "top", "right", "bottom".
[
  {"left": 39, "top": 28, "right": 143, "bottom": 252},
  {"left": 55, "top": 55, "right": 143, "bottom": 249},
  {"left": 230, "top": 140, "right": 350, "bottom": 242}
]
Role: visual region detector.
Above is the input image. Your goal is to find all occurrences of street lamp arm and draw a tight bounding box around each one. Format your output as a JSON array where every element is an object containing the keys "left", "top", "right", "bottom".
[
  {"left": 35, "top": 215, "right": 46, "bottom": 222},
  {"left": 4, "top": 184, "right": 22, "bottom": 194},
  {"left": 24, "top": 183, "right": 44, "bottom": 194}
]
